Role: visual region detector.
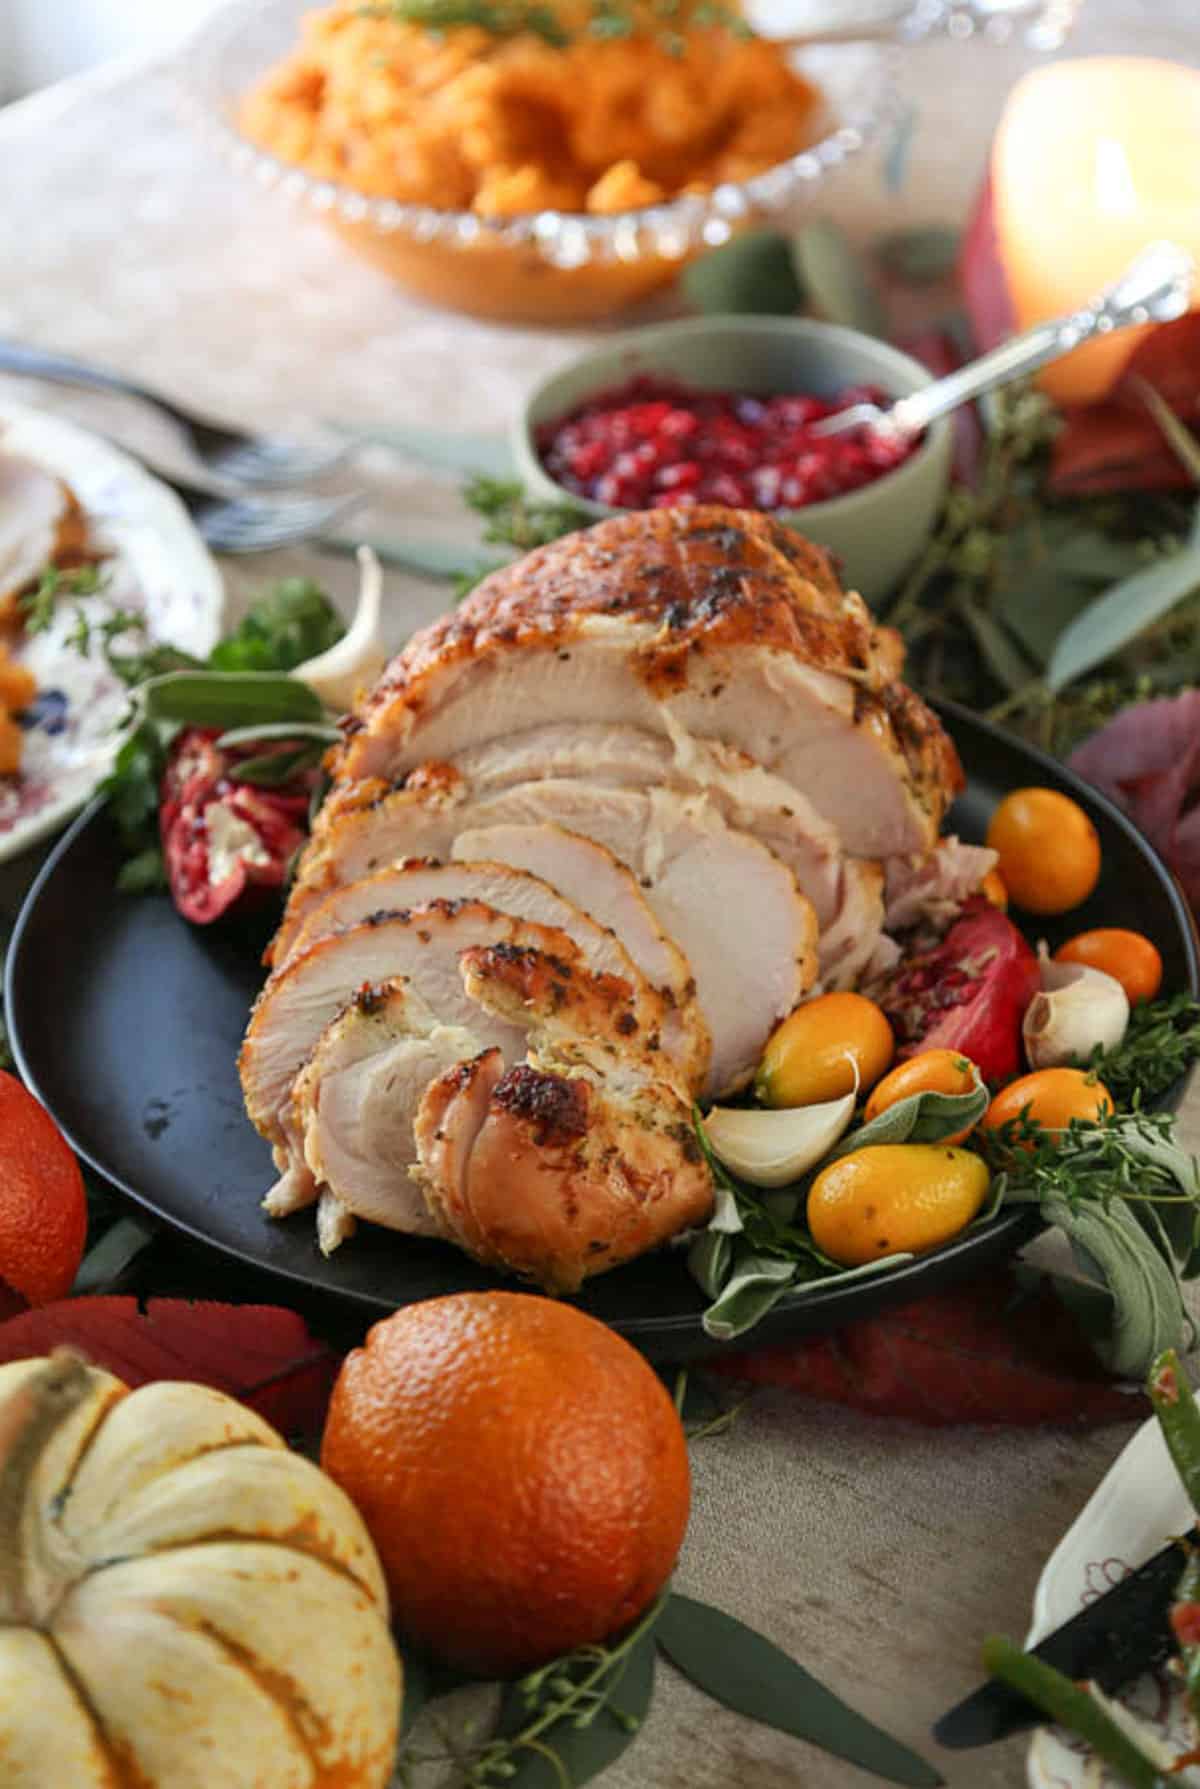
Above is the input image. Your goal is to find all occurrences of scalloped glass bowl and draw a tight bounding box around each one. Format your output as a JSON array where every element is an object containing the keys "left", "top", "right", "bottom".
[{"left": 184, "top": 0, "right": 896, "bottom": 324}]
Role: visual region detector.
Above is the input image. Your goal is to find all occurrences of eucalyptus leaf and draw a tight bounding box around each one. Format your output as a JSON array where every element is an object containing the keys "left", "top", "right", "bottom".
[
  {"left": 141, "top": 671, "right": 327, "bottom": 729},
  {"left": 495, "top": 1623, "right": 657, "bottom": 1788},
  {"left": 793, "top": 219, "right": 887, "bottom": 338},
  {"left": 1041, "top": 1194, "right": 1192, "bottom": 1378},
  {"left": 72, "top": 1214, "right": 157, "bottom": 1295},
  {"left": 325, "top": 421, "right": 516, "bottom": 479},
  {"left": 956, "top": 597, "right": 1037, "bottom": 696},
  {"left": 881, "top": 103, "right": 918, "bottom": 197},
  {"left": 656, "top": 1594, "right": 942, "bottom": 1787},
  {"left": 322, "top": 531, "right": 498, "bottom": 582},
  {"left": 681, "top": 230, "right": 805, "bottom": 316},
  {"left": 829, "top": 1083, "right": 989, "bottom": 1159},
  {"left": 1046, "top": 547, "right": 1200, "bottom": 692},
  {"left": 874, "top": 226, "right": 961, "bottom": 286}
]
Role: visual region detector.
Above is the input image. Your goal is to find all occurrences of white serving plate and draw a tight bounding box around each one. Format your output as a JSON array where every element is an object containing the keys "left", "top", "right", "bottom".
[
  {"left": 0, "top": 399, "right": 224, "bottom": 861},
  {"left": 1028, "top": 1416, "right": 1200, "bottom": 1787}
]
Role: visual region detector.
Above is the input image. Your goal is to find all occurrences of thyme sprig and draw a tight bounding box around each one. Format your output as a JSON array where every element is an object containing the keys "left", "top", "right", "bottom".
[
  {"left": 464, "top": 476, "right": 588, "bottom": 553},
  {"left": 1085, "top": 993, "right": 1200, "bottom": 1108}
]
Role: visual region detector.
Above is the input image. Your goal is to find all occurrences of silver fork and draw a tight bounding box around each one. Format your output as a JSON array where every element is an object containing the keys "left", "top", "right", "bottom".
[
  {"left": 811, "top": 241, "right": 1196, "bottom": 443},
  {"left": 0, "top": 338, "right": 350, "bottom": 488},
  {"left": 165, "top": 472, "right": 364, "bottom": 555}
]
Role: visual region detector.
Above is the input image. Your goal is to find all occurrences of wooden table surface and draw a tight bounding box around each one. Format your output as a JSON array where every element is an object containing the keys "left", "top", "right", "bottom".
[{"left": 0, "top": 4, "right": 1197, "bottom": 1783}]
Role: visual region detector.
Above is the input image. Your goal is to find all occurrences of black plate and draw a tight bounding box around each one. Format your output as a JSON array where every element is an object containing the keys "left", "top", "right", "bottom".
[{"left": 8, "top": 702, "right": 1199, "bottom": 1359}]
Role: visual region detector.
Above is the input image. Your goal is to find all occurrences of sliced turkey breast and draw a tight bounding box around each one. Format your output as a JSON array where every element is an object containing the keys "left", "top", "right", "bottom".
[
  {"left": 884, "top": 837, "right": 998, "bottom": 933},
  {"left": 299, "top": 781, "right": 814, "bottom": 1096},
  {"left": 289, "top": 979, "right": 474, "bottom": 1244},
  {"left": 240, "top": 902, "right": 602, "bottom": 1151},
  {"left": 331, "top": 508, "right": 961, "bottom": 858},
  {"left": 414, "top": 943, "right": 712, "bottom": 1292},
  {"left": 278, "top": 721, "right": 883, "bottom": 991},
  {"left": 280, "top": 855, "right": 706, "bottom": 1088}
]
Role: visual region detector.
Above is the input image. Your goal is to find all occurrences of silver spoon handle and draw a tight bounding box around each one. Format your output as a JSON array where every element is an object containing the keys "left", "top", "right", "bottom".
[{"left": 890, "top": 240, "right": 1196, "bottom": 438}]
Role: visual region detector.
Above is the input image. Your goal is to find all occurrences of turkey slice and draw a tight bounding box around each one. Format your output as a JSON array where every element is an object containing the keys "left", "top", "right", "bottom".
[
  {"left": 240, "top": 901, "right": 598, "bottom": 1150},
  {"left": 291, "top": 979, "right": 475, "bottom": 1243},
  {"left": 332, "top": 508, "right": 962, "bottom": 858},
  {"left": 280, "top": 854, "right": 707, "bottom": 1091},
  {"left": 415, "top": 942, "right": 712, "bottom": 1292}
]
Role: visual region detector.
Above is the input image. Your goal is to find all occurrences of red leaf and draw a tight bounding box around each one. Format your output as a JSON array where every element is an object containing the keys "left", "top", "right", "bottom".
[
  {"left": 1049, "top": 312, "right": 1200, "bottom": 496},
  {"left": 0, "top": 1297, "right": 342, "bottom": 1437},
  {"left": 709, "top": 1268, "right": 1140, "bottom": 1427},
  {"left": 1070, "top": 693, "right": 1200, "bottom": 910}
]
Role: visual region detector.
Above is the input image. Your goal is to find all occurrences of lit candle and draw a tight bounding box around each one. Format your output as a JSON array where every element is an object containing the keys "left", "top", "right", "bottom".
[{"left": 991, "top": 56, "right": 1200, "bottom": 404}]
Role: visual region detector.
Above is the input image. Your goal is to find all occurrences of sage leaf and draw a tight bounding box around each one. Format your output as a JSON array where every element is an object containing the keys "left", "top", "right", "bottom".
[
  {"left": 699, "top": 1248, "right": 914, "bottom": 1341},
  {"left": 681, "top": 230, "right": 805, "bottom": 316},
  {"left": 1046, "top": 546, "right": 1200, "bottom": 692},
  {"left": 1114, "top": 1120, "right": 1200, "bottom": 1266},
  {"left": 115, "top": 845, "right": 167, "bottom": 894},
  {"left": 1041, "top": 1194, "right": 1192, "bottom": 1379},
  {"left": 701, "top": 1250, "right": 798, "bottom": 1340},
  {"left": 793, "top": 219, "right": 887, "bottom": 337},
  {"left": 142, "top": 671, "right": 327, "bottom": 729},
  {"left": 829, "top": 1083, "right": 989, "bottom": 1159},
  {"left": 496, "top": 1622, "right": 657, "bottom": 1788},
  {"left": 228, "top": 744, "right": 328, "bottom": 788},
  {"left": 687, "top": 1228, "right": 734, "bottom": 1298},
  {"left": 875, "top": 226, "right": 960, "bottom": 286},
  {"left": 656, "top": 1595, "right": 943, "bottom": 1787},
  {"left": 216, "top": 722, "right": 341, "bottom": 749}
]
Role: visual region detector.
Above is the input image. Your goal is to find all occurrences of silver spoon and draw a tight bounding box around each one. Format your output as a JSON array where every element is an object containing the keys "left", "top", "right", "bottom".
[{"left": 811, "top": 240, "right": 1196, "bottom": 444}]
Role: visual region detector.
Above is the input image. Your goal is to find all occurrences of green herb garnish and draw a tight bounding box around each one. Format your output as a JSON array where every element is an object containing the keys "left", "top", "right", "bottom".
[
  {"left": 20, "top": 562, "right": 107, "bottom": 633},
  {"left": 1085, "top": 993, "right": 1200, "bottom": 1108},
  {"left": 463, "top": 475, "right": 587, "bottom": 552}
]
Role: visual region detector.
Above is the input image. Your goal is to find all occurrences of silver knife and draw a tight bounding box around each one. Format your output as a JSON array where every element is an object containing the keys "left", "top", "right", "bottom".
[{"left": 933, "top": 1528, "right": 1195, "bottom": 1750}]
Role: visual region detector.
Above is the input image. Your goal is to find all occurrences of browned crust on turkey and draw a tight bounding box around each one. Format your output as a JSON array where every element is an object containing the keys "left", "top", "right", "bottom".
[{"left": 332, "top": 507, "right": 951, "bottom": 780}]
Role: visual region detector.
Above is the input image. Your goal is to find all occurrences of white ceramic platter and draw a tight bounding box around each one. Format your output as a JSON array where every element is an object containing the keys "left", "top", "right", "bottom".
[
  {"left": 1027, "top": 1415, "right": 1199, "bottom": 1787},
  {"left": 0, "top": 399, "right": 224, "bottom": 861}
]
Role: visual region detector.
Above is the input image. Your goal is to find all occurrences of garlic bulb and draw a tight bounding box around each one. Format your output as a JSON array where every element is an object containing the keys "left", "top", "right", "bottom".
[
  {"left": 702, "top": 1091, "right": 856, "bottom": 1188},
  {"left": 295, "top": 545, "right": 387, "bottom": 711},
  {"left": 1023, "top": 956, "right": 1129, "bottom": 1070}
]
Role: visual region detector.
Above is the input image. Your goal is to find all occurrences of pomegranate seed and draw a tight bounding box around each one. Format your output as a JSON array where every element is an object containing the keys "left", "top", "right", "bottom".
[{"left": 535, "top": 374, "right": 921, "bottom": 513}]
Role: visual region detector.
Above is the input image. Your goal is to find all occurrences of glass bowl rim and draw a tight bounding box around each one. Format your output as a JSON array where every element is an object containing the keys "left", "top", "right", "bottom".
[{"left": 180, "top": 0, "right": 901, "bottom": 265}]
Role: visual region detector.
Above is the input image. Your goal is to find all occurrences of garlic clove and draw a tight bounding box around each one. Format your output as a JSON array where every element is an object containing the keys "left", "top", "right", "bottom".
[
  {"left": 1023, "top": 957, "right": 1129, "bottom": 1070},
  {"left": 702, "top": 1091, "right": 856, "bottom": 1188},
  {"left": 294, "top": 545, "right": 387, "bottom": 712}
]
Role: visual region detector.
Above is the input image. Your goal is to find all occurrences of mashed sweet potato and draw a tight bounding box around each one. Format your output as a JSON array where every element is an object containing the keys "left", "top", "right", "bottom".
[{"left": 240, "top": 1, "right": 822, "bottom": 218}]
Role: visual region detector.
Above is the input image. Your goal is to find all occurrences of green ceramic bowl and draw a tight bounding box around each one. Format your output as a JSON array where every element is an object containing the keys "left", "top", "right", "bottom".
[{"left": 512, "top": 316, "right": 953, "bottom": 607}]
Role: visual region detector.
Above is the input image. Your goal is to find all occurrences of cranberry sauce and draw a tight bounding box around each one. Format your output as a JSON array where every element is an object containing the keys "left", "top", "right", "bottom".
[{"left": 535, "top": 375, "right": 920, "bottom": 512}]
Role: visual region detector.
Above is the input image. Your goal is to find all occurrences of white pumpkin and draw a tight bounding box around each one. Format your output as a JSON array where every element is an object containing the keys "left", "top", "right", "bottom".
[{"left": 0, "top": 1352, "right": 402, "bottom": 1788}]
